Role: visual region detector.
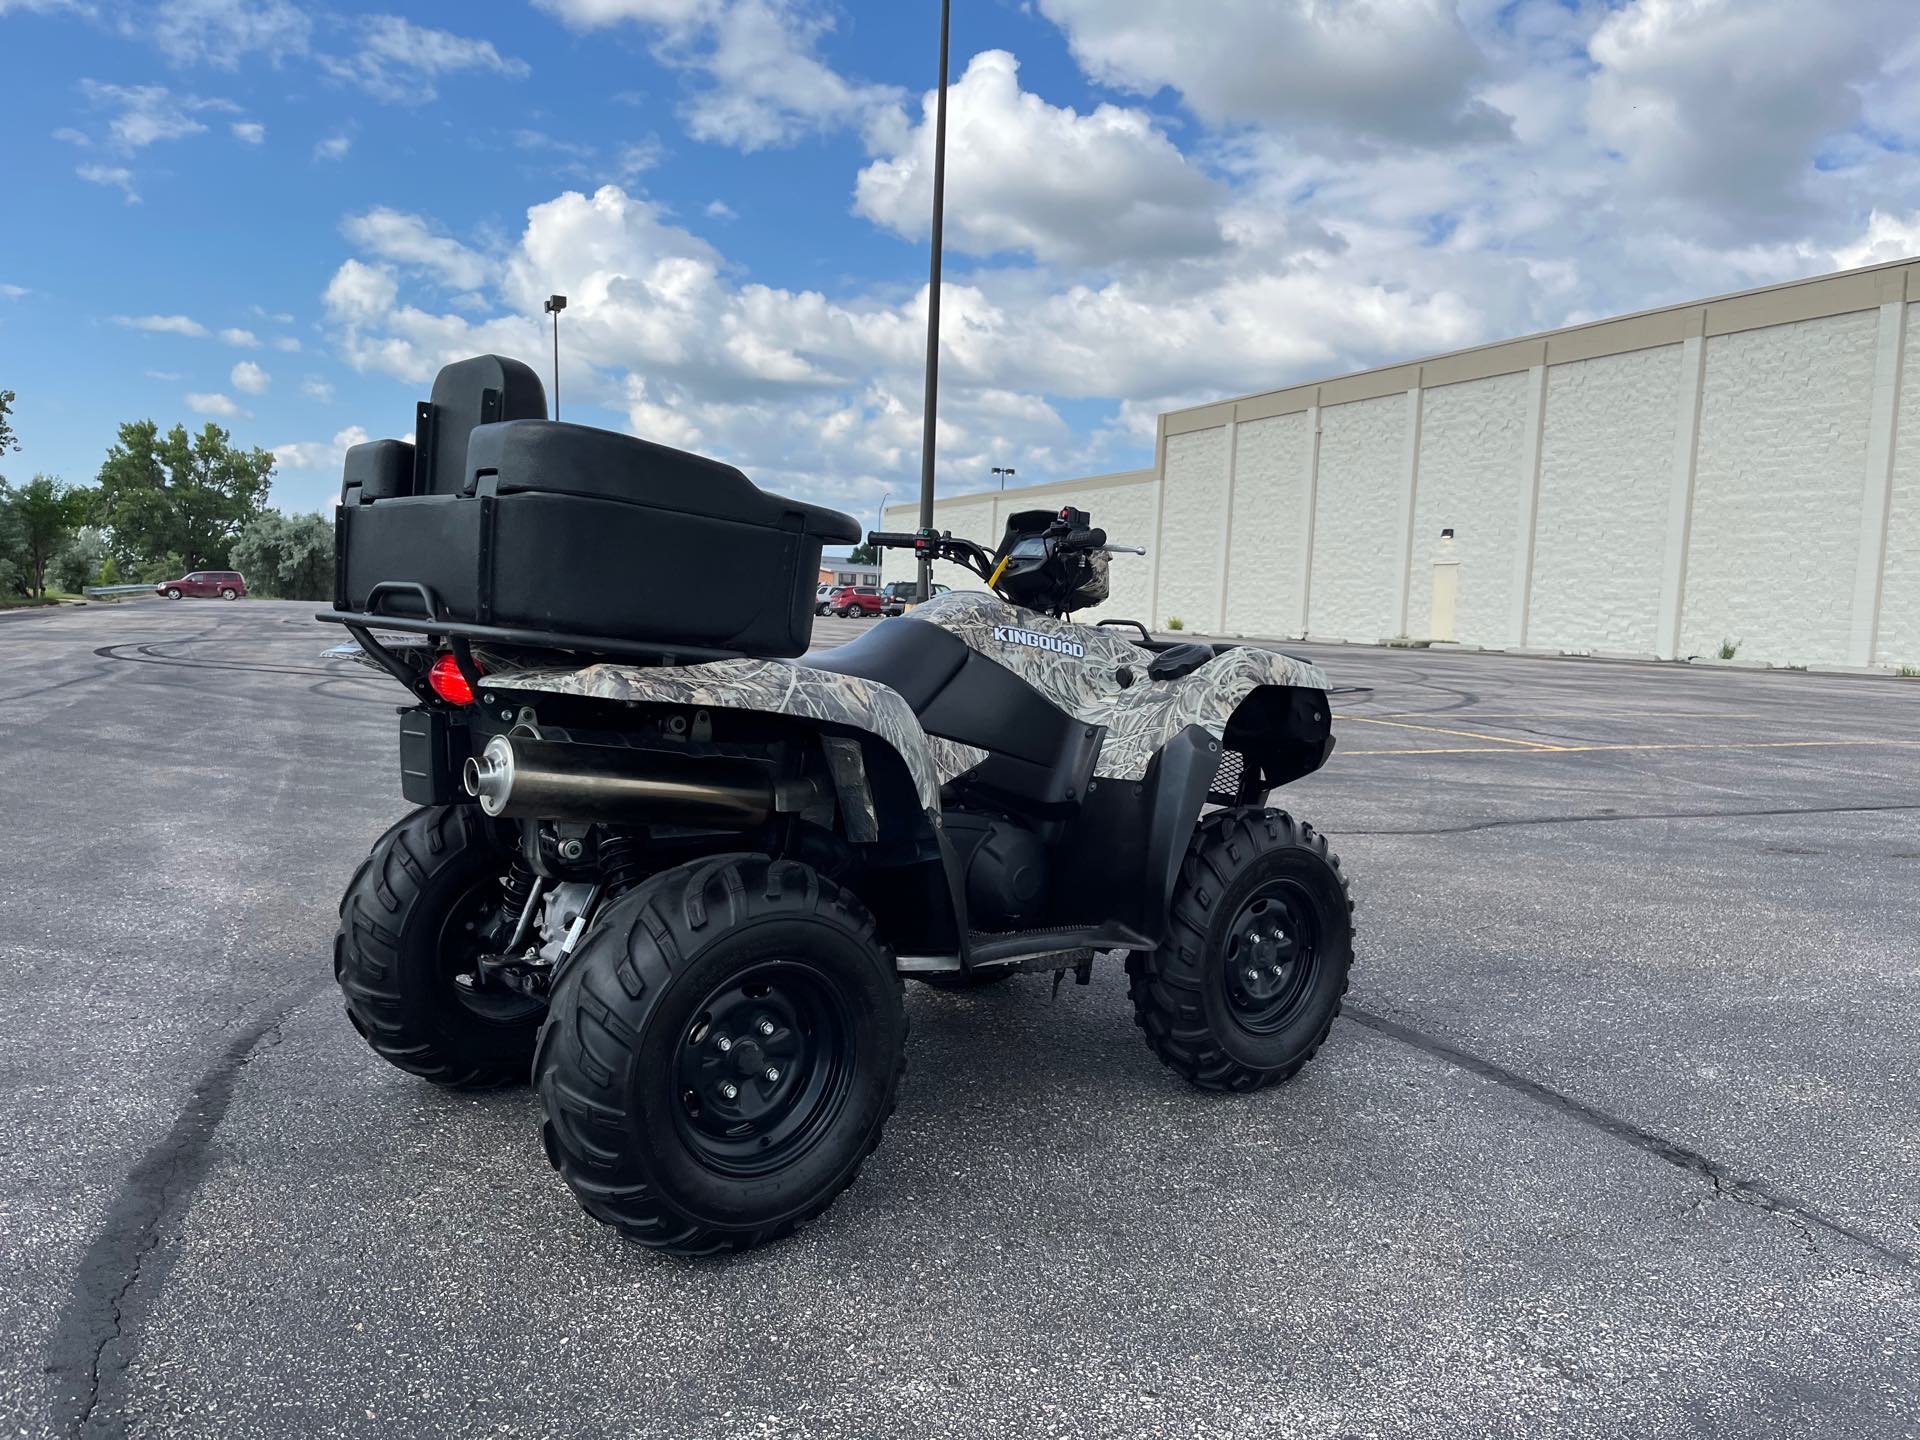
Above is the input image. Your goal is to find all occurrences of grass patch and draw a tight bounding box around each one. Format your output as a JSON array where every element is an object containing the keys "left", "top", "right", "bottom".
[
  {"left": 1165, "top": 616, "right": 1185, "bottom": 631},
  {"left": 1717, "top": 637, "right": 1740, "bottom": 659},
  {"left": 0, "top": 590, "right": 83, "bottom": 610}
]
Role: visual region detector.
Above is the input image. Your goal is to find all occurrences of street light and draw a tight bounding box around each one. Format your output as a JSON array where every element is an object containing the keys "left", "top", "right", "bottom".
[
  {"left": 992, "top": 466, "right": 1016, "bottom": 491},
  {"left": 915, "top": 0, "right": 951, "bottom": 602},
  {"left": 544, "top": 294, "right": 567, "bottom": 419}
]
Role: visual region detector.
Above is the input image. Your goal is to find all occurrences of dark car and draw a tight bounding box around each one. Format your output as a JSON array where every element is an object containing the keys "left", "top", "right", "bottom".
[
  {"left": 156, "top": 569, "right": 247, "bottom": 600},
  {"left": 825, "top": 585, "right": 884, "bottom": 617},
  {"left": 882, "top": 580, "right": 950, "bottom": 615}
]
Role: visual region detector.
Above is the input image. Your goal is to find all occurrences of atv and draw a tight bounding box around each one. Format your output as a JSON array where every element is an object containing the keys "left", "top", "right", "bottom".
[{"left": 325, "top": 354, "right": 1354, "bottom": 1254}]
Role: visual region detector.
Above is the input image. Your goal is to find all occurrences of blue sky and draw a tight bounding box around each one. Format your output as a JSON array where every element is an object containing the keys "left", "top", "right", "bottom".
[{"left": 2, "top": 0, "right": 1916, "bottom": 520}]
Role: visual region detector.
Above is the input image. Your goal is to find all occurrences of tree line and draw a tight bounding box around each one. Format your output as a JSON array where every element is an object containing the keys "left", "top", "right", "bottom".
[{"left": 0, "top": 387, "right": 336, "bottom": 603}]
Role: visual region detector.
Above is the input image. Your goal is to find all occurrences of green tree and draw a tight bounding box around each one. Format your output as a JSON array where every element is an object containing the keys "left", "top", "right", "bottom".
[
  {"left": 52, "top": 527, "right": 109, "bottom": 593},
  {"left": 0, "top": 475, "right": 93, "bottom": 597},
  {"left": 229, "top": 509, "right": 335, "bottom": 600},
  {"left": 94, "top": 420, "right": 273, "bottom": 571},
  {"left": 0, "top": 389, "right": 19, "bottom": 454},
  {"left": 846, "top": 542, "right": 878, "bottom": 566}
]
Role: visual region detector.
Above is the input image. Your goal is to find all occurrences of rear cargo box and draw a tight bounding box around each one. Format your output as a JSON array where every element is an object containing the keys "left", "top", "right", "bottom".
[{"left": 333, "top": 355, "right": 860, "bottom": 659}]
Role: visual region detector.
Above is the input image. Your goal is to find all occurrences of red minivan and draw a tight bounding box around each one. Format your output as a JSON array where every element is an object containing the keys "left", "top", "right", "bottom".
[{"left": 156, "top": 570, "right": 248, "bottom": 600}]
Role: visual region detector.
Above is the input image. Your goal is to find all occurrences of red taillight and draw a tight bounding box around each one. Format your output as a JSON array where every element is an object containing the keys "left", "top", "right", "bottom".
[{"left": 428, "top": 651, "right": 478, "bottom": 705}]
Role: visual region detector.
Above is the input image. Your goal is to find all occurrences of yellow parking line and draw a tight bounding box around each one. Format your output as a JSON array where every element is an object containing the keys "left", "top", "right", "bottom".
[
  {"left": 1332, "top": 714, "right": 1562, "bottom": 749},
  {"left": 1344, "top": 738, "right": 1920, "bottom": 758}
]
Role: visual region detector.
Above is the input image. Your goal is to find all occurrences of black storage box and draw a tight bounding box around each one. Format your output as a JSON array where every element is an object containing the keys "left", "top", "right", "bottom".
[{"left": 333, "top": 355, "right": 860, "bottom": 659}]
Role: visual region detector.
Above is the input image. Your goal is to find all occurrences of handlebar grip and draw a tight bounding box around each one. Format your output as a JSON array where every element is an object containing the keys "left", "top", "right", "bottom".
[
  {"left": 1083, "top": 528, "right": 1107, "bottom": 548},
  {"left": 867, "top": 531, "right": 919, "bottom": 547}
]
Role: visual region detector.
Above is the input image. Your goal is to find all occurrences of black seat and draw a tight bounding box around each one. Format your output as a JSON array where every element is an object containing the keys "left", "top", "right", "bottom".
[{"left": 808, "top": 617, "right": 968, "bottom": 709}]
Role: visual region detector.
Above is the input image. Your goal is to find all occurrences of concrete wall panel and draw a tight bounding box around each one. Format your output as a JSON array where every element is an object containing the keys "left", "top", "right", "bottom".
[
  {"left": 1877, "top": 301, "right": 1920, "bottom": 666},
  {"left": 1528, "top": 345, "right": 1682, "bottom": 654},
  {"left": 1405, "top": 372, "right": 1528, "bottom": 645},
  {"left": 1155, "top": 426, "right": 1230, "bottom": 631},
  {"left": 1309, "top": 393, "right": 1404, "bottom": 640},
  {"left": 1680, "top": 311, "right": 1878, "bottom": 663},
  {"left": 1223, "top": 411, "right": 1310, "bottom": 637}
]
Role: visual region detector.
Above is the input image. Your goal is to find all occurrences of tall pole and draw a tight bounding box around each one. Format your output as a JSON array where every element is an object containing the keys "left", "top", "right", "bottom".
[
  {"left": 915, "top": 0, "right": 951, "bottom": 602},
  {"left": 544, "top": 293, "right": 567, "bottom": 420}
]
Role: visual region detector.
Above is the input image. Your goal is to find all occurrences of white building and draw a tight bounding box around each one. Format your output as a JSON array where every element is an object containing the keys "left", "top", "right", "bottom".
[{"left": 883, "top": 257, "right": 1920, "bottom": 670}]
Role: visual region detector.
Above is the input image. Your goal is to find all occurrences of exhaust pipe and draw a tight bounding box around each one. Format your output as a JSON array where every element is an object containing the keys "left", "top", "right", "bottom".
[{"left": 464, "top": 733, "right": 779, "bottom": 825}]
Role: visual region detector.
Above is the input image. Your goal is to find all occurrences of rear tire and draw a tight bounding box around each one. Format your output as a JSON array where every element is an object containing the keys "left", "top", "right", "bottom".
[
  {"left": 1127, "top": 808, "right": 1353, "bottom": 1092},
  {"left": 536, "top": 855, "right": 906, "bottom": 1254},
  {"left": 221, "top": 587, "right": 237, "bottom": 600},
  {"left": 334, "top": 806, "right": 545, "bottom": 1089}
]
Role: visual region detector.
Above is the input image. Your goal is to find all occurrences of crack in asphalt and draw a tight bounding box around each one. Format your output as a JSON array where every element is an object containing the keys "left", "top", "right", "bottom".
[
  {"left": 1343, "top": 801, "right": 1920, "bottom": 837},
  {"left": 1345, "top": 1006, "right": 1918, "bottom": 1276},
  {"left": 45, "top": 980, "right": 327, "bottom": 1438}
]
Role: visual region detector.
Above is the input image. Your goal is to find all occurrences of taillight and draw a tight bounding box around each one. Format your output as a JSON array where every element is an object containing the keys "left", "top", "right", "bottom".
[{"left": 428, "top": 651, "right": 478, "bottom": 705}]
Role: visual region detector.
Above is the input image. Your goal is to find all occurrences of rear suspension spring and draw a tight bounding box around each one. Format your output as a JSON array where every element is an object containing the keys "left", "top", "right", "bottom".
[{"left": 598, "top": 833, "right": 647, "bottom": 897}]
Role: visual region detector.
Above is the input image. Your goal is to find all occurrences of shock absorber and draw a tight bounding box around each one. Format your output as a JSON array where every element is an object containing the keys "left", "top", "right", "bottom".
[
  {"left": 598, "top": 831, "right": 647, "bottom": 897},
  {"left": 492, "top": 856, "right": 544, "bottom": 954}
]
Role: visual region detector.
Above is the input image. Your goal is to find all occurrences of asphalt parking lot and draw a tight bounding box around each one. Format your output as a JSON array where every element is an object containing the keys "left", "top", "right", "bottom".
[{"left": 3, "top": 597, "right": 1917, "bottom": 1439}]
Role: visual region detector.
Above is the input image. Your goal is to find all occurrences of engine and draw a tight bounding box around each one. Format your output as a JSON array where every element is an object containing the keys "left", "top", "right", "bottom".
[{"left": 942, "top": 811, "right": 1048, "bottom": 931}]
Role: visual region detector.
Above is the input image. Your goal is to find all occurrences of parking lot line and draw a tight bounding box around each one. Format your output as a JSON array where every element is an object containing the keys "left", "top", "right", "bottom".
[
  {"left": 1331, "top": 713, "right": 1564, "bottom": 749},
  {"left": 1343, "top": 737, "right": 1920, "bottom": 757}
]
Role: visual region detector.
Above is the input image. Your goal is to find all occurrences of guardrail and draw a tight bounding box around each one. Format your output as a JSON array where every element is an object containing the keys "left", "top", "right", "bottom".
[{"left": 82, "top": 584, "right": 158, "bottom": 598}]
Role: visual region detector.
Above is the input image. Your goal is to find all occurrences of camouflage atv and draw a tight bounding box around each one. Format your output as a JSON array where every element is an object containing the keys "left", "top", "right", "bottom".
[{"left": 327, "top": 355, "right": 1354, "bottom": 1254}]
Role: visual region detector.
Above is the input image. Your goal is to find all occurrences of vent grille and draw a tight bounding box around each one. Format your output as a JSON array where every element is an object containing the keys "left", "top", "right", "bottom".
[{"left": 1208, "top": 749, "right": 1246, "bottom": 804}]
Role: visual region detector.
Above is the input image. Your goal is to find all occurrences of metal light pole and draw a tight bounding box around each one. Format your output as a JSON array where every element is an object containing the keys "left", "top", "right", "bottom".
[
  {"left": 915, "top": 0, "right": 951, "bottom": 602},
  {"left": 544, "top": 294, "right": 567, "bottom": 419},
  {"left": 876, "top": 489, "right": 891, "bottom": 539},
  {"left": 992, "top": 465, "right": 1016, "bottom": 491}
]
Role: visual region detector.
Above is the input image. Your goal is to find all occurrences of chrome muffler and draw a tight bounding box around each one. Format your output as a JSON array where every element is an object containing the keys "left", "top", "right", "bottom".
[{"left": 464, "top": 733, "right": 780, "bottom": 825}]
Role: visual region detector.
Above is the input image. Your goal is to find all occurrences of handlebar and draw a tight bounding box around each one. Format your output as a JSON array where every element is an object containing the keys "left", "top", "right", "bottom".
[{"left": 867, "top": 531, "right": 920, "bottom": 548}]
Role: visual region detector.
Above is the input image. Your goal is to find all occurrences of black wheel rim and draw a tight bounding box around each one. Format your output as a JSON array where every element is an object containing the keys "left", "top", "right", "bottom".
[
  {"left": 1220, "top": 880, "right": 1322, "bottom": 1036},
  {"left": 672, "top": 961, "right": 857, "bottom": 1179},
  {"left": 438, "top": 875, "right": 545, "bottom": 1025}
]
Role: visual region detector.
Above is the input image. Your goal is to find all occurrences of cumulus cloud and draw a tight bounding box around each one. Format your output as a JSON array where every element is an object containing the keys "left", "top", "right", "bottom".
[
  {"left": 151, "top": 0, "right": 312, "bottom": 68},
  {"left": 231, "top": 120, "right": 265, "bottom": 143},
  {"left": 273, "top": 424, "right": 368, "bottom": 473},
  {"left": 313, "top": 133, "right": 351, "bottom": 161},
  {"left": 1038, "top": 0, "right": 1509, "bottom": 145},
  {"left": 272, "top": 335, "right": 302, "bottom": 352},
  {"left": 301, "top": 377, "right": 335, "bottom": 401},
  {"left": 0, "top": 283, "right": 29, "bottom": 299},
  {"left": 320, "top": 15, "right": 529, "bottom": 105},
  {"left": 231, "top": 360, "right": 270, "bottom": 393},
  {"left": 1833, "top": 210, "right": 1920, "bottom": 270},
  {"left": 219, "top": 326, "right": 260, "bottom": 347},
  {"left": 342, "top": 207, "right": 490, "bottom": 290},
  {"left": 76, "top": 79, "right": 237, "bottom": 150},
  {"left": 186, "top": 390, "right": 248, "bottom": 417},
  {"left": 856, "top": 50, "right": 1225, "bottom": 266},
  {"left": 324, "top": 258, "right": 399, "bottom": 320}
]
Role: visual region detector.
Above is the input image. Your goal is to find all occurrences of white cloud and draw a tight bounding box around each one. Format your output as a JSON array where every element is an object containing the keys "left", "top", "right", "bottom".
[
  {"left": 1038, "top": 0, "right": 1508, "bottom": 144},
  {"left": 616, "top": 137, "right": 665, "bottom": 178},
  {"left": 231, "top": 120, "right": 266, "bottom": 143},
  {"left": 324, "top": 258, "right": 399, "bottom": 320},
  {"left": 151, "top": 0, "right": 313, "bottom": 68},
  {"left": 313, "top": 133, "right": 352, "bottom": 161},
  {"left": 1587, "top": 0, "right": 1913, "bottom": 236},
  {"left": 533, "top": 0, "right": 899, "bottom": 152},
  {"left": 272, "top": 424, "right": 369, "bottom": 473},
  {"left": 341, "top": 207, "right": 490, "bottom": 290},
  {"left": 321, "top": 15, "right": 529, "bottom": 105},
  {"left": 219, "top": 326, "right": 260, "bottom": 347},
  {"left": 251, "top": 305, "right": 294, "bottom": 322},
  {"left": 231, "top": 360, "right": 270, "bottom": 393},
  {"left": 301, "top": 377, "right": 335, "bottom": 401},
  {"left": 78, "top": 79, "right": 236, "bottom": 150},
  {"left": 115, "top": 313, "right": 208, "bottom": 337},
  {"left": 704, "top": 199, "right": 737, "bottom": 220},
  {"left": 0, "top": 283, "right": 28, "bottom": 299},
  {"left": 78, "top": 164, "right": 141, "bottom": 203},
  {"left": 855, "top": 50, "right": 1225, "bottom": 265},
  {"left": 1834, "top": 210, "right": 1920, "bottom": 270},
  {"left": 186, "top": 390, "right": 249, "bottom": 418},
  {"left": 144, "top": 369, "right": 184, "bottom": 381},
  {"left": 272, "top": 335, "right": 302, "bottom": 352}
]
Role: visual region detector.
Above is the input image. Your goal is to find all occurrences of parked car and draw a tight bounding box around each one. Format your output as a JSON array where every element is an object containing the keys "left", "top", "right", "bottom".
[
  {"left": 824, "top": 585, "right": 884, "bottom": 618},
  {"left": 155, "top": 570, "right": 247, "bottom": 600},
  {"left": 882, "top": 580, "right": 950, "bottom": 616},
  {"left": 814, "top": 582, "right": 835, "bottom": 615}
]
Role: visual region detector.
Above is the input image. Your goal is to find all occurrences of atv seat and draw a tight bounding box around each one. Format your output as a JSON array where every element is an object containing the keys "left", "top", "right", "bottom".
[
  {"left": 809, "top": 617, "right": 967, "bottom": 709},
  {"left": 1146, "top": 642, "right": 1218, "bottom": 681}
]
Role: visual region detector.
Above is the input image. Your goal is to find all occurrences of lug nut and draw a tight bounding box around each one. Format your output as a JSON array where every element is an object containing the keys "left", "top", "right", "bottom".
[
  {"left": 757, "top": 1019, "right": 775, "bottom": 1037},
  {"left": 1244, "top": 968, "right": 1260, "bottom": 984},
  {"left": 715, "top": 1036, "right": 733, "bottom": 1053},
  {"left": 764, "top": 1067, "right": 780, "bottom": 1083},
  {"left": 719, "top": 1082, "right": 739, "bottom": 1100}
]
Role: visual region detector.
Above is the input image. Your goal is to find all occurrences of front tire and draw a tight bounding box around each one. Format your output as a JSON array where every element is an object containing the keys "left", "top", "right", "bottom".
[
  {"left": 334, "top": 806, "right": 545, "bottom": 1088},
  {"left": 165, "top": 587, "right": 181, "bottom": 600},
  {"left": 536, "top": 855, "right": 906, "bottom": 1254},
  {"left": 1128, "top": 808, "right": 1353, "bottom": 1092}
]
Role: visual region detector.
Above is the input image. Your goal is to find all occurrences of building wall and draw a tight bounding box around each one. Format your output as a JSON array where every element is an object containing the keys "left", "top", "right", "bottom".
[{"left": 881, "top": 259, "right": 1920, "bottom": 670}]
